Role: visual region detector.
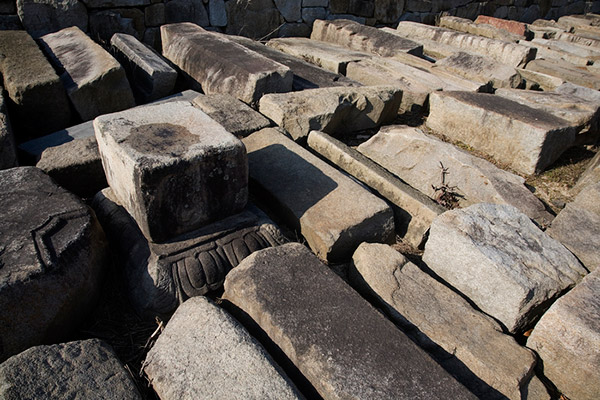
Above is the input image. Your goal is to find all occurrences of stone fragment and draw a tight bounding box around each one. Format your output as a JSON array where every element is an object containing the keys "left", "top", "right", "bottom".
[
  {"left": 307, "top": 131, "right": 444, "bottom": 247},
  {"left": 161, "top": 23, "right": 292, "bottom": 106},
  {"left": 110, "top": 33, "right": 177, "bottom": 103},
  {"left": 243, "top": 128, "right": 394, "bottom": 262},
  {"left": 525, "top": 58, "right": 600, "bottom": 90},
  {"left": 81, "top": 0, "right": 149, "bottom": 7},
  {"left": 259, "top": 86, "right": 401, "bottom": 141},
  {"left": 350, "top": 243, "right": 543, "bottom": 400},
  {"left": 475, "top": 15, "right": 530, "bottom": 37},
  {"left": 273, "top": 0, "right": 301, "bottom": 22},
  {"left": 357, "top": 126, "right": 552, "bottom": 226},
  {"left": 0, "top": 167, "right": 107, "bottom": 362},
  {"left": 208, "top": 0, "right": 226, "bottom": 27},
  {"left": 95, "top": 101, "right": 248, "bottom": 242},
  {"left": 0, "top": 91, "right": 17, "bottom": 170},
  {"left": 554, "top": 81, "right": 600, "bottom": 104},
  {"left": 0, "top": 30, "right": 71, "bottom": 140},
  {"left": 39, "top": 27, "right": 135, "bottom": 122},
  {"left": 165, "top": 0, "right": 208, "bottom": 26},
  {"left": 223, "top": 243, "right": 476, "bottom": 399},
  {"left": 0, "top": 339, "right": 141, "bottom": 399},
  {"left": 143, "top": 297, "right": 302, "bottom": 400},
  {"left": 516, "top": 67, "right": 564, "bottom": 91},
  {"left": 426, "top": 91, "right": 576, "bottom": 175},
  {"left": 16, "top": 0, "right": 87, "bottom": 37},
  {"left": 439, "top": 15, "right": 523, "bottom": 42},
  {"left": 89, "top": 8, "right": 145, "bottom": 42},
  {"left": 423, "top": 203, "right": 588, "bottom": 333},
  {"left": 225, "top": 0, "right": 280, "bottom": 39},
  {"left": 527, "top": 267, "right": 600, "bottom": 400}
]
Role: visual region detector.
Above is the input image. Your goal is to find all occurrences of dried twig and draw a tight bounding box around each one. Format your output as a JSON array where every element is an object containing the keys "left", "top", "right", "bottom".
[{"left": 431, "top": 162, "right": 462, "bottom": 209}]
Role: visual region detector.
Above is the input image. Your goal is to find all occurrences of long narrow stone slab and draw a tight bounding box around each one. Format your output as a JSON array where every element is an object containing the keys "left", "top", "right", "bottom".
[
  {"left": 223, "top": 243, "right": 476, "bottom": 400},
  {"left": 525, "top": 58, "right": 600, "bottom": 90},
  {"left": 426, "top": 91, "right": 576, "bottom": 175},
  {"left": 243, "top": 128, "right": 394, "bottom": 262},
  {"left": 144, "top": 297, "right": 302, "bottom": 400},
  {"left": 161, "top": 23, "right": 292, "bottom": 105},
  {"left": 517, "top": 67, "right": 564, "bottom": 91},
  {"left": 555, "top": 31, "right": 600, "bottom": 48},
  {"left": 0, "top": 91, "right": 17, "bottom": 170},
  {"left": 518, "top": 39, "right": 592, "bottom": 67},
  {"left": 533, "top": 37, "right": 600, "bottom": 62},
  {"left": 381, "top": 26, "right": 459, "bottom": 60},
  {"left": 474, "top": 15, "right": 531, "bottom": 38},
  {"left": 439, "top": 15, "right": 524, "bottom": 42},
  {"left": 574, "top": 149, "right": 600, "bottom": 194},
  {"left": 39, "top": 26, "right": 135, "bottom": 122}
]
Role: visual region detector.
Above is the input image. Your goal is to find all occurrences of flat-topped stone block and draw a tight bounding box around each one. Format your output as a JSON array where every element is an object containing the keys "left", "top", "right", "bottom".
[
  {"left": 426, "top": 91, "right": 576, "bottom": 175},
  {"left": 144, "top": 296, "right": 302, "bottom": 400},
  {"left": 243, "top": 128, "right": 394, "bottom": 262},
  {"left": 39, "top": 26, "right": 135, "bottom": 121},
  {"left": 525, "top": 58, "right": 600, "bottom": 90},
  {"left": 519, "top": 39, "right": 592, "bottom": 67},
  {"left": 0, "top": 91, "right": 17, "bottom": 170},
  {"left": 475, "top": 15, "right": 530, "bottom": 38},
  {"left": 161, "top": 23, "right": 292, "bottom": 106},
  {"left": 440, "top": 15, "right": 524, "bottom": 42},
  {"left": 95, "top": 101, "right": 248, "bottom": 243},
  {"left": 223, "top": 243, "right": 476, "bottom": 400}
]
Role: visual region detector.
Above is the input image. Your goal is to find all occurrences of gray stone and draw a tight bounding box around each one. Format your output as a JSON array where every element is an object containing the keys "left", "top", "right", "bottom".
[
  {"left": 518, "top": 39, "right": 592, "bottom": 67},
  {"left": 303, "top": 0, "right": 327, "bottom": 6},
  {"left": 274, "top": 0, "right": 301, "bottom": 22},
  {"left": 574, "top": 149, "right": 600, "bottom": 194},
  {"left": 243, "top": 128, "right": 394, "bottom": 262},
  {"left": 327, "top": 13, "right": 366, "bottom": 24},
  {"left": 525, "top": 58, "right": 600, "bottom": 90},
  {"left": 527, "top": 267, "right": 600, "bottom": 400},
  {"left": 81, "top": 0, "right": 149, "bottom": 7},
  {"left": 143, "top": 26, "right": 162, "bottom": 51},
  {"left": 350, "top": 243, "right": 544, "bottom": 400},
  {"left": 556, "top": 30, "right": 600, "bottom": 48},
  {"left": 374, "top": 0, "right": 405, "bottom": 23},
  {"left": 225, "top": 0, "right": 281, "bottom": 39},
  {"left": 40, "top": 26, "right": 135, "bottom": 122},
  {"left": 144, "top": 3, "right": 165, "bottom": 27},
  {"left": 165, "top": 0, "right": 209, "bottom": 26},
  {"left": 208, "top": 0, "right": 226, "bottom": 27},
  {"left": 329, "top": 0, "right": 349, "bottom": 13},
  {"left": 423, "top": 203, "right": 588, "bottom": 333},
  {"left": 16, "top": 0, "right": 87, "bottom": 37},
  {"left": 111, "top": 33, "right": 177, "bottom": 103},
  {"left": 534, "top": 37, "right": 600, "bottom": 62},
  {"left": 439, "top": 15, "right": 523, "bottom": 42},
  {"left": 278, "top": 22, "right": 311, "bottom": 37},
  {"left": 161, "top": 23, "right": 292, "bottom": 106},
  {"left": 0, "top": 91, "right": 17, "bottom": 170},
  {"left": 0, "top": 339, "right": 141, "bottom": 399},
  {"left": 554, "top": 81, "right": 600, "bottom": 104},
  {"left": 143, "top": 297, "right": 302, "bottom": 400},
  {"left": 0, "top": 167, "right": 107, "bottom": 362},
  {"left": 349, "top": 0, "right": 375, "bottom": 16},
  {"left": 516, "top": 67, "right": 564, "bottom": 91},
  {"left": 95, "top": 101, "right": 248, "bottom": 242},
  {"left": 380, "top": 25, "right": 461, "bottom": 59},
  {"left": 259, "top": 86, "right": 401, "bottom": 141},
  {"left": 223, "top": 243, "right": 476, "bottom": 399},
  {"left": 301, "top": 6, "right": 327, "bottom": 25},
  {"left": 93, "top": 188, "right": 286, "bottom": 316},
  {"left": 307, "top": 131, "right": 444, "bottom": 248},
  {"left": 0, "top": 15, "right": 23, "bottom": 30},
  {"left": 426, "top": 91, "right": 576, "bottom": 175},
  {"left": 89, "top": 8, "right": 145, "bottom": 42},
  {"left": 357, "top": 126, "right": 552, "bottom": 226}
]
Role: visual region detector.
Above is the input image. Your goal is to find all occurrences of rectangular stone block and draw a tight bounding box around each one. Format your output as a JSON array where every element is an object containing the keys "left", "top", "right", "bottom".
[
  {"left": 440, "top": 15, "right": 524, "bottom": 42},
  {"left": 380, "top": 26, "right": 458, "bottom": 60},
  {"left": 516, "top": 67, "right": 564, "bottom": 91},
  {"left": 94, "top": 101, "right": 248, "bottom": 242},
  {"left": 525, "top": 58, "right": 600, "bottom": 90},
  {"left": 474, "top": 15, "right": 530, "bottom": 37},
  {"left": 242, "top": 128, "right": 394, "bottom": 261},
  {"left": 532, "top": 37, "right": 600, "bottom": 63},
  {"left": 161, "top": 23, "right": 293, "bottom": 106},
  {"left": 518, "top": 39, "right": 592, "bottom": 67},
  {"left": 556, "top": 31, "right": 600, "bottom": 48}
]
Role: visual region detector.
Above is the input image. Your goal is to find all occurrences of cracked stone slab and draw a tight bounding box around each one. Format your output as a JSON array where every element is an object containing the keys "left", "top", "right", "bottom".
[{"left": 525, "top": 58, "right": 600, "bottom": 90}]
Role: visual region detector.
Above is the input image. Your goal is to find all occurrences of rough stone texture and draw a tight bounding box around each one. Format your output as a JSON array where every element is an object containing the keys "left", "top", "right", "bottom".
[
  {"left": 374, "top": 0, "right": 404, "bottom": 23},
  {"left": 357, "top": 126, "right": 552, "bottom": 226},
  {"left": 426, "top": 91, "right": 576, "bottom": 175},
  {"left": 0, "top": 30, "right": 71, "bottom": 140},
  {"left": 161, "top": 23, "right": 292, "bottom": 106},
  {"left": 307, "top": 131, "right": 444, "bottom": 247},
  {"left": 208, "top": 0, "right": 226, "bottom": 27},
  {"left": 0, "top": 92, "right": 17, "bottom": 170},
  {"left": 16, "top": 0, "right": 88, "bottom": 37},
  {"left": 475, "top": 15, "right": 530, "bottom": 37},
  {"left": 554, "top": 81, "right": 600, "bottom": 104},
  {"left": 382, "top": 26, "right": 459, "bottom": 59},
  {"left": 89, "top": 8, "right": 145, "bottom": 42},
  {"left": 144, "top": 3, "right": 165, "bottom": 26},
  {"left": 93, "top": 188, "right": 286, "bottom": 316},
  {"left": 302, "top": 6, "right": 328, "bottom": 25},
  {"left": 0, "top": 167, "right": 107, "bottom": 362},
  {"left": 519, "top": 39, "right": 592, "bottom": 67},
  {"left": 439, "top": 15, "right": 524, "bottom": 42},
  {"left": 165, "top": 0, "right": 209, "bottom": 26},
  {"left": 350, "top": 243, "right": 544, "bottom": 400},
  {"left": 225, "top": 0, "right": 281, "bottom": 39},
  {"left": 0, "top": 339, "right": 141, "bottom": 399},
  {"left": 81, "top": 0, "right": 149, "bottom": 7},
  {"left": 95, "top": 101, "right": 248, "bottom": 243},
  {"left": 527, "top": 267, "right": 600, "bottom": 400},
  {"left": 517, "top": 68, "right": 564, "bottom": 91},
  {"left": 192, "top": 94, "right": 271, "bottom": 137},
  {"left": 111, "top": 33, "right": 177, "bottom": 103},
  {"left": 556, "top": 30, "right": 600, "bottom": 48},
  {"left": 574, "top": 149, "right": 600, "bottom": 194},
  {"left": 525, "top": 58, "right": 600, "bottom": 90},
  {"left": 532, "top": 37, "right": 600, "bottom": 64},
  {"left": 259, "top": 86, "right": 402, "bottom": 141},
  {"left": 143, "top": 297, "right": 302, "bottom": 400},
  {"left": 423, "top": 203, "right": 588, "bottom": 333},
  {"left": 40, "top": 27, "right": 135, "bottom": 122},
  {"left": 243, "top": 128, "right": 394, "bottom": 262},
  {"left": 279, "top": 22, "right": 312, "bottom": 38},
  {"left": 223, "top": 243, "right": 476, "bottom": 400},
  {"left": 274, "top": 0, "right": 301, "bottom": 22}
]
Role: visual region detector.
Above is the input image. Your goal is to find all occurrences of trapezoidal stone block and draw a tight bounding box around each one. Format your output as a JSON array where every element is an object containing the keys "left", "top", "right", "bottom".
[{"left": 94, "top": 101, "right": 248, "bottom": 243}]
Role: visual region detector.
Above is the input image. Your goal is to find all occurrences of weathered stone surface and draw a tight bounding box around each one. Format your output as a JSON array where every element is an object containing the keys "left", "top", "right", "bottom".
[
  {"left": 555, "top": 30, "right": 600, "bottom": 48},
  {"left": 527, "top": 267, "right": 600, "bottom": 400},
  {"left": 574, "top": 149, "right": 600, "bottom": 194},
  {"left": 0, "top": 167, "right": 107, "bottom": 362},
  {"left": 556, "top": 14, "right": 597, "bottom": 30},
  {"left": 311, "top": 18, "right": 424, "bottom": 58},
  {"left": 162, "top": 23, "right": 292, "bottom": 106},
  {"left": 350, "top": 243, "right": 543, "bottom": 400},
  {"left": 259, "top": 86, "right": 402, "bottom": 141},
  {"left": 525, "top": 58, "right": 600, "bottom": 90},
  {"left": 426, "top": 91, "right": 576, "bottom": 175},
  {"left": 223, "top": 243, "right": 476, "bottom": 399},
  {"left": 274, "top": 0, "right": 301, "bottom": 22},
  {"left": 243, "top": 128, "right": 394, "bottom": 262},
  {"left": 143, "top": 297, "right": 302, "bottom": 400},
  {"left": 0, "top": 339, "right": 141, "bottom": 399},
  {"left": 307, "top": 131, "right": 444, "bottom": 247},
  {"left": 554, "top": 81, "right": 600, "bottom": 104},
  {"left": 0, "top": 91, "right": 17, "bottom": 170},
  {"left": 517, "top": 67, "right": 564, "bottom": 91},
  {"left": 225, "top": 0, "right": 280, "bottom": 39},
  {"left": 40, "top": 27, "right": 135, "bottom": 121},
  {"left": 16, "top": 0, "right": 87, "bottom": 37},
  {"left": 0, "top": 15, "right": 23, "bottom": 30},
  {"left": 519, "top": 39, "right": 592, "bottom": 67},
  {"left": 357, "top": 126, "right": 552, "bottom": 226},
  {"left": 374, "top": 0, "right": 404, "bottom": 23},
  {"left": 534, "top": 37, "right": 600, "bottom": 62},
  {"left": 89, "top": 8, "right": 145, "bottom": 42},
  {"left": 475, "top": 15, "right": 530, "bottom": 37},
  {"left": 439, "top": 15, "right": 523, "bottom": 42},
  {"left": 208, "top": 0, "right": 226, "bottom": 27},
  {"left": 95, "top": 101, "right": 248, "bottom": 242},
  {"left": 82, "top": 0, "right": 148, "bottom": 7},
  {"left": 279, "top": 22, "right": 311, "bottom": 37},
  {"left": 111, "top": 33, "right": 177, "bottom": 103},
  {"left": 93, "top": 188, "right": 286, "bottom": 316},
  {"left": 0, "top": 30, "right": 71, "bottom": 140},
  {"left": 302, "top": 6, "right": 327, "bottom": 25},
  {"left": 164, "top": 0, "right": 208, "bottom": 26},
  {"left": 423, "top": 203, "right": 588, "bottom": 333}
]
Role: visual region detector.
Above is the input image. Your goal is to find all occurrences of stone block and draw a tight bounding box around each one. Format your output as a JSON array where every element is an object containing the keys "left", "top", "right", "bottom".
[
  {"left": 349, "top": 0, "right": 375, "bottom": 16},
  {"left": 519, "top": 39, "right": 592, "bottom": 67},
  {"left": 0, "top": 15, "right": 22, "bottom": 30},
  {"left": 144, "top": 297, "right": 302, "bottom": 400},
  {"left": 161, "top": 23, "right": 292, "bottom": 106},
  {"left": 517, "top": 67, "right": 564, "bottom": 91},
  {"left": 94, "top": 101, "right": 248, "bottom": 243},
  {"left": 475, "top": 15, "right": 530, "bottom": 37},
  {"left": 89, "top": 8, "right": 145, "bottom": 42},
  {"left": 225, "top": 0, "right": 281, "bottom": 39},
  {"left": 208, "top": 0, "right": 226, "bottom": 26},
  {"left": 574, "top": 149, "right": 600, "bottom": 194},
  {"left": 439, "top": 15, "right": 524, "bottom": 42},
  {"left": 0, "top": 167, "right": 107, "bottom": 362},
  {"left": 329, "top": 0, "right": 349, "bottom": 13},
  {"left": 39, "top": 26, "right": 135, "bottom": 122},
  {"left": 223, "top": 243, "right": 476, "bottom": 399},
  {"left": 374, "top": 0, "right": 404, "bottom": 23},
  {"left": 274, "top": 0, "right": 301, "bottom": 22},
  {"left": 532, "top": 37, "right": 600, "bottom": 63},
  {"left": 278, "top": 22, "right": 311, "bottom": 37},
  {"left": 423, "top": 203, "right": 587, "bottom": 333},
  {"left": 243, "top": 128, "right": 394, "bottom": 262},
  {"left": 0, "top": 339, "right": 141, "bottom": 399},
  {"left": 144, "top": 3, "right": 165, "bottom": 26},
  {"left": 16, "top": 0, "right": 87, "bottom": 37},
  {"left": 525, "top": 58, "right": 600, "bottom": 90},
  {"left": 426, "top": 91, "right": 577, "bottom": 175},
  {"left": 0, "top": 91, "right": 17, "bottom": 170},
  {"left": 327, "top": 13, "right": 366, "bottom": 24},
  {"left": 81, "top": 0, "right": 149, "bottom": 7},
  {"left": 165, "top": 0, "right": 209, "bottom": 26},
  {"left": 302, "top": 6, "right": 327, "bottom": 25}
]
